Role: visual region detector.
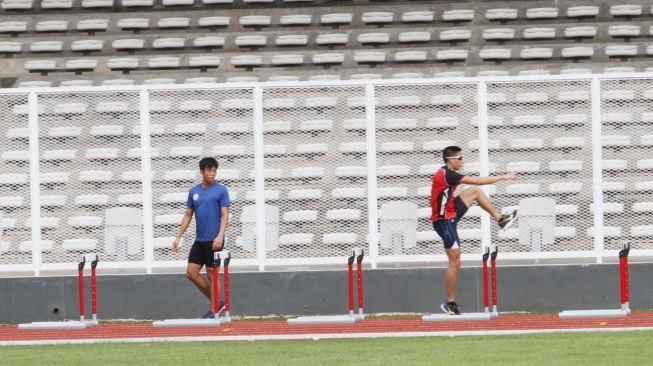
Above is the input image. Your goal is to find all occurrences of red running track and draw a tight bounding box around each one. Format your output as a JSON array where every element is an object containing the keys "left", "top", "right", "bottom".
[{"left": 2, "top": 313, "right": 653, "bottom": 344}]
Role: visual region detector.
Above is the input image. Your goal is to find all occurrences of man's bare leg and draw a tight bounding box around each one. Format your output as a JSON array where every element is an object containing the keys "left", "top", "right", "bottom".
[
  {"left": 186, "top": 263, "right": 211, "bottom": 299},
  {"left": 445, "top": 247, "right": 461, "bottom": 302},
  {"left": 459, "top": 186, "right": 502, "bottom": 221}
]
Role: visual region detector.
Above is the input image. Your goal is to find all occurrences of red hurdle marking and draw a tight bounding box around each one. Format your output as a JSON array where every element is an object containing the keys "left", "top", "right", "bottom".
[
  {"left": 221, "top": 251, "right": 232, "bottom": 320},
  {"left": 78, "top": 257, "right": 86, "bottom": 323},
  {"left": 491, "top": 246, "right": 499, "bottom": 316},
  {"left": 19, "top": 253, "right": 99, "bottom": 330},
  {"left": 356, "top": 249, "right": 365, "bottom": 317},
  {"left": 423, "top": 246, "right": 498, "bottom": 321},
  {"left": 619, "top": 244, "right": 630, "bottom": 312},
  {"left": 288, "top": 248, "right": 365, "bottom": 324},
  {"left": 212, "top": 253, "right": 220, "bottom": 315},
  {"left": 153, "top": 250, "right": 232, "bottom": 327},
  {"left": 347, "top": 251, "right": 355, "bottom": 317},
  {"left": 559, "top": 243, "right": 631, "bottom": 318},
  {"left": 90, "top": 256, "right": 98, "bottom": 323}
]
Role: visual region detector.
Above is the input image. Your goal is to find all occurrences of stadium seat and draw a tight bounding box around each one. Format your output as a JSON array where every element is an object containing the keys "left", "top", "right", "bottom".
[
  {"left": 520, "top": 48, "right": 553, "bottom": 59},
  {"left": 82, "top": 0, "right": 113, "bottom": 7},
  {"left": 320, "top": 13, "right": 353, "bottom": 26},
  {"left": 71, "top": 40, "right": 104, "bottom": 52},
  {"left": 153, "top": 38, "right": 185, "bottom": 49},
  {"left": 436, "top": 49, "right": 468, "bottom": 61},
  {"left": 561, "top": 46, "right": 594, "bottom": 58},
  {"left": 523, "top": 28, "right": 556, "bottom": 39},
  {"left": 566, "top": 6, "right": 599, "bottom": 18},
  {"left": 527, "top": 7, "right": 559, "bottom": 19},
  {"left": 36, "top": 21, "right": 68, "bottom": 32},
  {"left": 158, "top": 17, "right": 190, "bottom": 28},
  {"left": 42, "top": 0, "right": 73, "bottom": 9},
  {"left": 0, "top": 21, "right": 27, "bottom": 33},
  {"left": 198, "top": 16, "right": 230, "bottom": 27},
  {"left": 283, "top": 210, "right": 318, "bottom": 223},
  {"left": 287, "top": 188, "right": 322, "bottom": 200},
  {"left": 1, "top": 0, "right": 33, "bottom": 9},
  {"left": 610, "top": 4, "right": 642, "bottom": 17},
  {"left": 398, "top": 31, "right": 431, "bottom": 43},
  {"left": 482, "top": 28, "right": 515, "bottom": 41},
  {"left": 279, "top": 14, "right": 312, "bottom": 25},
  {"left": 402, "top": 11, "right": 434, "bottom": 23},
  {"left": 442, "top": 9, "right": 474, "bottom": 22},
  {"left": 480, "top": 48, "right": 511, "bottom": 60},
  {"left": 485, "top": 8, "right": 518, "bottom": 21},
  {"left": 147, "top": 57, "right": 180, "bottom": 68},
  {"left": 30, "top": 41, "right": 63, "bottom": 52},
  {"left": 239, "top": 15, "right": 272, "bottom": 27}
]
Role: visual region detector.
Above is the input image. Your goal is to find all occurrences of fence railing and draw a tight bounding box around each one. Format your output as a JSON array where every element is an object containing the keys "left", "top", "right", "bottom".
[{"left": 1, "top": 73, "right": 652, "bottom": 275}]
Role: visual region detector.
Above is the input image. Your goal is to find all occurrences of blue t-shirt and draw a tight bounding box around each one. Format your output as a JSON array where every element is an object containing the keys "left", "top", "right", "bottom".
[{"left": 186, "top": 182, "right": 231, "bottom": 242}]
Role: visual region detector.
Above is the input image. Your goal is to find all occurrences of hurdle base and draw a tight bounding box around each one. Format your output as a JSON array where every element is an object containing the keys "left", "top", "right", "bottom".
[
  {"left": 422, "top": 312, "right": 493, "bottom": 321},
  {"left": 152, "top": 317, "right": 231, "bottom": 328},
  {"left": 18, "top": 321, "right": 89, "bottom": 330},
  {"left": 287, "top": 314, "right": 364, "bottom": 325},
  {"left": 558, "top": 309, "right": 629, "bottom": 319}
]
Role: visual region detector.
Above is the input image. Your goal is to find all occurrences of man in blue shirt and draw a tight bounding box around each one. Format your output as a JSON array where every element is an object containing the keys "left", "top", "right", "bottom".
[{"left": 172, "top": 157, "right": 231, "bottom": 319}]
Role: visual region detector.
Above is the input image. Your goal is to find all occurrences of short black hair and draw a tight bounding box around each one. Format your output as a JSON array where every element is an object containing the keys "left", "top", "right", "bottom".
[
  {"left": 199, "top": 157, "right": 218, "bottom": 171},
  {"left": 442, "top": 146, "right": 462, "bottom": 163}
]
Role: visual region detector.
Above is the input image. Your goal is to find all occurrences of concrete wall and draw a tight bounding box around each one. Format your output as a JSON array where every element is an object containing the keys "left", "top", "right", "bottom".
[{"left": 1, "top": 263, "right": 651, "bottom": 324}]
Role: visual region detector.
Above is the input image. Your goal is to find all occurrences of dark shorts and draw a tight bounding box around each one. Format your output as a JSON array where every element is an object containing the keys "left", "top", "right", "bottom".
[
  {"left": 188, "top": 240, "right": 216, "bottom": 267},
  {"left": 432, "top": 196, "right": 469, "bottom": 250}
]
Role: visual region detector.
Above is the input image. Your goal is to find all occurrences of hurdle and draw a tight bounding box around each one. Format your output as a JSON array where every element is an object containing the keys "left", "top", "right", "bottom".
[
  {"left": 153, "top": 250, "right": 232, "bottom": 327},
  {"left": 423, "top": 246, "right": 499, "bottom": 321},
  {"left": 19, "top": 254, "right": 99, "bottom": 330},
  {"left": 559, "top": 243, "right": 631, "bottom": 319},
  {"left": 288, "top": 248, "right": 365, "bottom": 324}
]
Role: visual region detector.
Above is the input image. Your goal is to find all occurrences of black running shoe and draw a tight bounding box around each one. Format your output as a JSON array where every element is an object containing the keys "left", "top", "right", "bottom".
[
  {"left": 498, "top": 209, "right": 518, "bottom": 230},
  {"left": 440, "top": 301, "right": 461, "bottom": 315},
  {"left": 201, "top": 310, "right": 215, "bottom": 319}
]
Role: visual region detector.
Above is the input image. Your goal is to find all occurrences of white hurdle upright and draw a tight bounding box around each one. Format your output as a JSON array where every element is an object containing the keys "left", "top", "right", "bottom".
[
  {"left": 19, "top": 254, "right": 100, "bottom": 330},
  {"left": 559, "top": 243, "right": 631, "bottom": 319},
  {"left": 153, "top": 250, "right": 232, "bottom": 327},
  {"left": 423, "top": 246, "right": 499, "bottom": 321},
  {"left": 288, "top": 248, "right": 365, "bottom": 325}
]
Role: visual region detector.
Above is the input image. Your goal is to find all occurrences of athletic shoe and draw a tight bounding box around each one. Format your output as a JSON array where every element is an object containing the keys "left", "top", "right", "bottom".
[
  {"left": 216, "top": 300, "right": 226, "bottom": 316},
  {"left": 201, "top": 310, "right": 215, "bottom": 319},
  {"left": 498, "top": 209, "right": 518, "bottom": 230},
  {"left": 440, "top": 301, "right": 461, "bottom": 315}
]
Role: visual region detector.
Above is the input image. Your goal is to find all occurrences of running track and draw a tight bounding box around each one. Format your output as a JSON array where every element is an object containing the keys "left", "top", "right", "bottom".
[{"left": 2, "top": 313, "right": 653, "bottom": 345}]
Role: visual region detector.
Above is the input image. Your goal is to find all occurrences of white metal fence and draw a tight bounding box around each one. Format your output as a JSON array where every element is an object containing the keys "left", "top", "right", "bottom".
[{"left": 1, "top": 74, "right": 652, "bottom": 275}]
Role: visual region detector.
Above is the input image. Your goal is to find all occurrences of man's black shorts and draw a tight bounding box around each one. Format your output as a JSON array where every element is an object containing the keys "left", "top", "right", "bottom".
[
  {"left": 432, "top": 196, "right": 469, "bottom": 250},
  {"left": 188, "top": 240, "right": 216, "bottom": 267}
]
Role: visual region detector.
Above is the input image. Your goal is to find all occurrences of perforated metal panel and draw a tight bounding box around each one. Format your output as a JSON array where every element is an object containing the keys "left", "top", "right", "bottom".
[
  {"left": 36, "top": 91, "right": 143, "bottom": 264},
  {"left": 0, "top": 93, "right": 31, "bottom": 266},
  {"left": 374, "top": 83, "right": 479, "bottom": 255},
  {"left": 261, "top": 86, "right": 367, "bottom": 258},
  {"left": 486, "top": 80, "right": 594, "bottom": 253},
  {"left": 600, "top": 79, "right": 653, "bottom": 251},
  {"left": 149, "top": 88, "right": 256, "bottom": 263}
]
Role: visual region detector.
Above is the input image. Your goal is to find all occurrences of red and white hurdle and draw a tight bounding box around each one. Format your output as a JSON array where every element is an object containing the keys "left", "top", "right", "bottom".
[
  {"left": 19, "top": 253, "right": 99, "bottom": 330},
  {"left": 153, "top": 250, "right": 232, "bottom": 327},
  {"left": 559, "top": 243, "right": 631, "bottom": 319},
  {"left": 288, "top": 248, "right": 365, "bottom": 324},
  {"left": 423, "top": 246, "right": 499, "bottom": 321}
]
